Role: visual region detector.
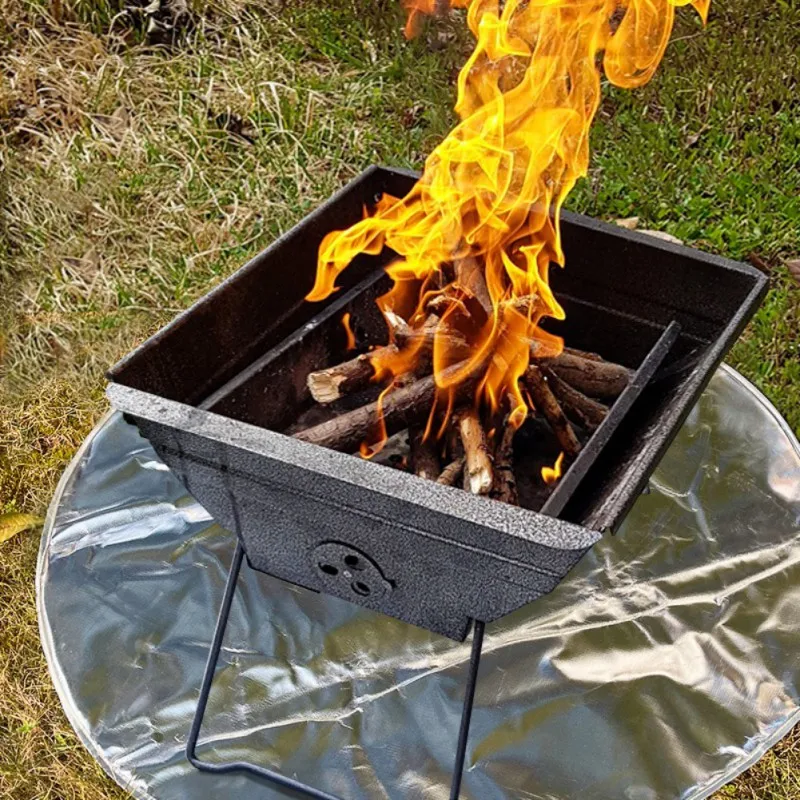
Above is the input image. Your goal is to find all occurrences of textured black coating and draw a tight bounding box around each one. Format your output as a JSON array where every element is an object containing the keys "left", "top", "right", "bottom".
[
  {"left": 107, "top": 382, "right": 597, "bottom": 640},
  {"left": 107, "top": 166, "right": 767, "bottom": 640}
]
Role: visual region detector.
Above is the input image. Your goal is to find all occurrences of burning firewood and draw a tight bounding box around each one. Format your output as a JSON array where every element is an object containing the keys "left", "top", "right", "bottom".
[
  {"left": 523, "top": 365, "right": 582, "bottom": 459},
  {"left": 409, "top": 426, "right": 441, "bottom": 481},
  {"left": 491, "top": 423, "right": 518, "bottom": 505},
  {"left": 541, "top": 351, "right": 631, "bottom": 399},
  {"left": 306, "top": 313, "right": 466, "bottom": 404},
  {"left": 437, "top": 457, "right": 465, "bottom": 487},
  {"left": 543, "top": 367, "right": 608, "bottom": 431},
  {"left": 505, "top": 293, "right": 539, "bottom": 314},
  {"left": 457, "top": 408, "right": 494, "bottom": 495},
  {"left": 454, "top": 257, "right": 493, "bottom": 318},
  {"left": 295, "top": 362, "right": 478, "bottom": 453},
  {"left": 297, "top": 292, "right": 634, "bottom": 508},
  {"left": 307, "top": 346, "right": 398, "bottom": 404}
]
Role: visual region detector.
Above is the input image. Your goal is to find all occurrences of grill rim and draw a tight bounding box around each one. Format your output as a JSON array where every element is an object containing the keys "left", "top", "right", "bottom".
[
  {"left": 104, "top": 165, "right": 768, "bottom": 638},
  {"left": 106, "top": 164, "right": 768, "bottom": 537},
  {"left": 105, "top": 380, "right": 603, "bottom": 553}
]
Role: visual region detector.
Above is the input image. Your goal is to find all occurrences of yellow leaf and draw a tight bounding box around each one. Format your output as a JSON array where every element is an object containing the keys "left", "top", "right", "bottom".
[{"left": 0, "top": 513, "right": 43, "bottom": 544}]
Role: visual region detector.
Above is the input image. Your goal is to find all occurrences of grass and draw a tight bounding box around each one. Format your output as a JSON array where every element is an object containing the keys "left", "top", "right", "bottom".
[{"left": 0, "top": 0, "right": 798, "bottom": 797}]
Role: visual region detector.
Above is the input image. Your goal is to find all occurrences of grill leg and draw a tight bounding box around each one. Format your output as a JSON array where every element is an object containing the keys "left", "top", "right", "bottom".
[
  {"left": 186, "top": 541, "right": 343, "bottom": 800},
  {"left": 186, "top": 540, "right": 485, "bottom": 799},
  {"left": 449, "top": 619, "right": 485, "bottom": 800}
]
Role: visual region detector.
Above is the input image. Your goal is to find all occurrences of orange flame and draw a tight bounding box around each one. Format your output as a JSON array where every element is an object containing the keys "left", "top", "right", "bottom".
[
  {"left": 307, "top": 0, "right": 708, "bottom": 453},
  {"left": 542, "top": 451, "right": 565, "bottom": 485},
  {"left": 341, "top": 312, "right": 357, "bottom": 351}
]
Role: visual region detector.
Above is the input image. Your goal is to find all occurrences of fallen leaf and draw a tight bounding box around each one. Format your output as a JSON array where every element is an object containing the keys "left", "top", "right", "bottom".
[
  {"left": 684, "top": 123, "right": 710, "bottom": 149},
  {"left": 25, "top": 105, "right": 46, "bottom": 123},
  {"left": 110, "top": 106, "right": 131, "bottom": 132},
  {"left": 209, "top": 108, "right": 257, "bottom": 145},
  {"left": 62, "top": 248, "right": 101, "bottom": 281},
  {"left": 0, "top": 513, "right": 43, "bottom": 545},
  {"left": 747, "top": 252, "right": 772, "bottom": 275},
  {"left": 786, "top": 258, "right": 800, "bottom": 287},
  {"left": 91, "top": 109, "right": 131, "bottom": 140},
  {"left": 640, "top": 229, "right": 683, "bottom": 245},
  {"left": 46, "top": 332, "right": 71, "bottom": 357},
  {"left": 614, "top": 216, "right": 639, "bottom": 230},
  {"left": 401, "top": 103, "right": 424, "bottom": 129}
]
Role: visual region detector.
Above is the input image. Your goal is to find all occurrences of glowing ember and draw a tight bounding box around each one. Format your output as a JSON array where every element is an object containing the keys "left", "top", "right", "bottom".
[
  {"left": 542, "top": 451, "right": 565, "bottom": 485},
  {"left": 307, "top": 0, "right": 708, "bottom": 454},
  {"left": 341, "top": 312, "right": 357, "bottom": 351}
]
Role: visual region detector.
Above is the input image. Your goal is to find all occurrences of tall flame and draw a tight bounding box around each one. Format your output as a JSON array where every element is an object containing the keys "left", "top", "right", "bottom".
[{"left": 307, "top": 0, "right": 708, "bottom": 447}]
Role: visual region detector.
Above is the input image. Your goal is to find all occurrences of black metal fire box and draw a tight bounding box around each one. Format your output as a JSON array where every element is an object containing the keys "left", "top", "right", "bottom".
[{"left": 106, "top": 166, "right": 766, "bottom": 799}]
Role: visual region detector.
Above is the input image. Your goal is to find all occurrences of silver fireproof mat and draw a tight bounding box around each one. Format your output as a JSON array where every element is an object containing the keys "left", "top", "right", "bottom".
[{"left": 38, "top": 365, "right": 800, "bottom": 800}]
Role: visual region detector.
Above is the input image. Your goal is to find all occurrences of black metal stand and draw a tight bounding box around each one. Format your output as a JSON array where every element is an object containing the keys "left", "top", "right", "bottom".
[{"left": 186, "top": 541, "right": 485, "bottom": 800}]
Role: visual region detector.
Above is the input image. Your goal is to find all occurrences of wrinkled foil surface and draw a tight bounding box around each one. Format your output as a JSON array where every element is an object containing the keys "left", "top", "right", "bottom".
[{"left": 38, "top": 365, "right": 800, "bottom": 800}]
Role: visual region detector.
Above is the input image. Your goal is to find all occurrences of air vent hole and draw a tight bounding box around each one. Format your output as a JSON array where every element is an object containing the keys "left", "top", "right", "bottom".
[
  {"left": 352, "top": 581, "right": 371, "bottom": 596},
  {"left": 319, "top": 563, "right": 338, "bottom": 576},
  {"left": 344, "top": 554, "right": 362, "bottom": 569}
]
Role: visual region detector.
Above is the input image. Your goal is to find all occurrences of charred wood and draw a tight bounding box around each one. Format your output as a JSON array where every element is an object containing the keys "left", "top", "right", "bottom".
[{"left": 523, "top": 364, "right": 582, "bottom": 458}]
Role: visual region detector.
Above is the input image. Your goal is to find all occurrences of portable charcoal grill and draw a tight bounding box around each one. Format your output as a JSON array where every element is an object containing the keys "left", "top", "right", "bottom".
[{"left": 106, "top": 166, "right": 767, "bottom": 799}]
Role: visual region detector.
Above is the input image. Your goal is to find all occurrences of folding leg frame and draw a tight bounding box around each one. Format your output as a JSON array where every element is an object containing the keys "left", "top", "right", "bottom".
[{"left": 186, "top": 541, "right": 485, "bottom": 800}]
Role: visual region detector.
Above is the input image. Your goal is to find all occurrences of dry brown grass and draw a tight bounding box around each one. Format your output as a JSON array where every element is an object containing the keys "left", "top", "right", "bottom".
[
  {"left": 0, "top": 2, "right": 466, "bottom": 795},
  {"left": 0, "top": 0, "right": 798, "bottom": 797}
]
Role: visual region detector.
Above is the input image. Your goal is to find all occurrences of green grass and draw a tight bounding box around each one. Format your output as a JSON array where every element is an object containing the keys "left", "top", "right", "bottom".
[
  {"left": 569, "top": 1, "right": 800, "bottom": 431},
  {"left": 0, "top": 0, "right": 798, "bottom": 797}
]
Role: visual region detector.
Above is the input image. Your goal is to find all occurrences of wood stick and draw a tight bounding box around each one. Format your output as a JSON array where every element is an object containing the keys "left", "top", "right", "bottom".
[
  {"left": 426, "top": 292, "right": 474, "bottom": 321},
  {"left": 531, "top": 340, "right": 614, "bottom": 365},
  {"left": 409, "top": 426, "right": 440, "bottom": 481},
  {"left": 295, "top": 363, "right": 478, "bottom": 453},
  {"left": 307, "top": 346, "right": 396, "bottom": 404},
  {"left": 454, "top": 257, "right": 493, "bottom": 318},
  {"left": 542, "top": 352, "right": 632, "bottom": 399},
  {"left": 307, "top": 313, "right": 467, "bottom": 404},
  {"left": 491, "top": 423, "right": 519, "bottom": 505},
  {"left": 543, "top": 367, "right": 608, "bottom": 431},
  {"left": 437, "top": 457, "right": 465, "bottom": 487},
  {"left": 564, "top": 346, "right": 603, "bottom": 362},
  {"left": 523, "top": 364, "right": 582, "bottom": 458},
  {"left": 457, "top": 408, "right": 493, "bottom": 495},
  {"left": 505, "top": 293, "right": 538, "bottom": 314},
  {"left": 307, "top": 311, "right": 413, "bottom": 403}
]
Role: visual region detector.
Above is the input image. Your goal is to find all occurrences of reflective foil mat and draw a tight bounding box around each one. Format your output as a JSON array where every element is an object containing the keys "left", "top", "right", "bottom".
[{"left": 38, "top": 365, "right": 800, "bottom": 800}]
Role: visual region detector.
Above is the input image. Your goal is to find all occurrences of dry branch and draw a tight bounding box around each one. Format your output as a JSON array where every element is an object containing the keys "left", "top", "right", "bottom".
[
  {"left": 457, "top": 408, "right": 493, "bottom": 495},
  {"left": 543, "top": 367, "right": 608, "bottom": 431},
  {"left": 409, "top": 426, "right": 440, "bottom": 481},
  {"left": 491, "top": 423, "right": 518, "bottom": 505},
  {"left": 523, "top": 364, "right": 582, "bottom": 458},
  {"left": 437, "top": 457, "right": 465, "bottom": 487},
  {"left": 454, "top": 257, "right": 493, "bottom": 318},
  {"left": 307, "top": 346, "right": 397, "bottom": 404},
  {"left": 307, "top": 313, "right": 468, "bottom": 404},
  {"left": 295, "top": 363, "right": 477, "bottom": 453},
  {"left": 543, "top": 352, "right": 632, "bottom": 399}
]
